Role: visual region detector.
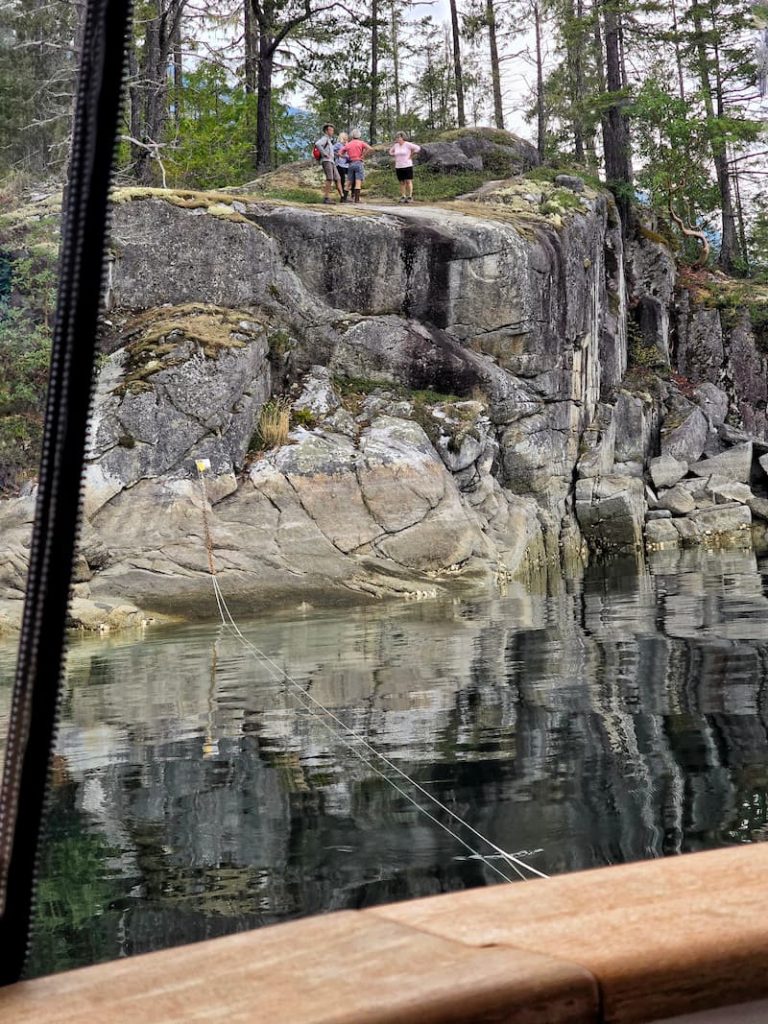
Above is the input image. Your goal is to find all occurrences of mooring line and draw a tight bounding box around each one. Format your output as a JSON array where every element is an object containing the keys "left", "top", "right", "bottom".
[{"left": 195, "top": 460, "right": 548, "bottom": 882}]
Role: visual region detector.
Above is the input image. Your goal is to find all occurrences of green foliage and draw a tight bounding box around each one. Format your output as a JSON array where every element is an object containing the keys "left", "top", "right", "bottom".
[
  {"left": 291, "top": 407, "right": 316, "bottom": 427},
  {"left": 632, "top": 78, "right": 718, "bottom": 232},
  {"left": 26, "top": 814, "right": 121, "bottom": 978},
  {"left": 0, "top": 0, "right": 76, "bottom": 177},
  {"left": 364, "top": 169, "right": 487, "bottom": 202},
  {"left": 165, "top": 65, "right": 257, "bottom": 189},
  {"left": 0, "top": 221, "right": 57, "bottom": 491},
  {"left": 626, "top": 313, "right": 664, "bottom": 371}
]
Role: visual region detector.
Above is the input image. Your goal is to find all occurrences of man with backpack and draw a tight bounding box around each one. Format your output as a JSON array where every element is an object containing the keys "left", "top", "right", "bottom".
[{"left": 315, "top": 124, "right": 344, "bottom": 204}]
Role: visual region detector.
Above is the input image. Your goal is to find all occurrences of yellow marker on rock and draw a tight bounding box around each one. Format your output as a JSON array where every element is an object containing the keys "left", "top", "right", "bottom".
[{"left": 195, "top": 458, "right": 211, "bottom": 473}]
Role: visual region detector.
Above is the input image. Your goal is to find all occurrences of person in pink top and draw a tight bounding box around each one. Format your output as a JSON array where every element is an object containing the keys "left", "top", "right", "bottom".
[
  {"left": 389, "top": 132, "right": 421, "bottom": 203},
  {"left": 339, "top": 129, "right": 372, "bottom": 204}
]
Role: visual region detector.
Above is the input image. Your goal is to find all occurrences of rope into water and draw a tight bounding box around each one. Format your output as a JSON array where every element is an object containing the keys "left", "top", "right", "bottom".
[{"left": 195, "top": 462, "right": 548, "bottom": 883}]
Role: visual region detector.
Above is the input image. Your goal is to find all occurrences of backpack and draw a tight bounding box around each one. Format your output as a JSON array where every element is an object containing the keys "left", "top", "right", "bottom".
[{"left": 312, "top": 144, "right": 322, "bottom": 161}]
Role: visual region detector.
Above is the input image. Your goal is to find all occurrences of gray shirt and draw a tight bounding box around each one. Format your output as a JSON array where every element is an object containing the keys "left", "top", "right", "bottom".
[{"left": 316, "top": 134, "right": 335, "bottom": 161}]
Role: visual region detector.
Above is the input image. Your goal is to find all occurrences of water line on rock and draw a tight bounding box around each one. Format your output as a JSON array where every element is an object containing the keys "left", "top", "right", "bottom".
[{"left": 195, "top": 461, "right": 548, "bottom": 883}]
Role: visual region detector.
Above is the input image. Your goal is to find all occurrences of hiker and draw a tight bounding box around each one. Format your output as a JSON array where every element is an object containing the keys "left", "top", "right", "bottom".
[
  {"left": 316, "top": 123, "right": 343, "bottom": 204},
  {"left": 389, "top": 132, "right": 421, "bottom": 203},
  {"left": 334, "top": 132, "right": 350, "bottom": 203},
  {"left": 340, "top": 129, "right": 371, "bottom": 204}
]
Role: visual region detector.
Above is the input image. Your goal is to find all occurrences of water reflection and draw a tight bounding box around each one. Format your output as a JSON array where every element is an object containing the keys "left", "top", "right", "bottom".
[{"left": 1, "top": 548, "right": 768, "bottom": 977}]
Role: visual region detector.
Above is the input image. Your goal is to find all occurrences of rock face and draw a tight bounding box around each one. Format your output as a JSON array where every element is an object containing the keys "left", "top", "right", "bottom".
[
  {"left": 674, "top": 295, "right": 768, "bottom": 441},
  {"left": 71, "top": 186, "right": 628, "bottom": 619},
  {"left": 9, "top": 171, "right": 768, "bottom": 631}
]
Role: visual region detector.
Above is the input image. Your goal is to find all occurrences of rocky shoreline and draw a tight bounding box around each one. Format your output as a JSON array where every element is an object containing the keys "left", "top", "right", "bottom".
[{"left": 4, "top": 136, "right": 768, "bottom": 632}]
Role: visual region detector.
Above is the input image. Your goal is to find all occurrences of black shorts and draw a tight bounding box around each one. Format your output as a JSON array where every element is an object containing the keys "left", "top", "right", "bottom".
[{"left": 396, "top": 166, "right": 414, "bottom": 181}]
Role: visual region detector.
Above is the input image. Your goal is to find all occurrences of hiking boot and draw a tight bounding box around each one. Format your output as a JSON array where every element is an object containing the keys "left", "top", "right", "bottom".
[
  {"left": 340, "top": 193, "right": 348, "bottom": 203},
  {"left": 405, "top": 196, "right": 413, "bottom": 203},
  {"left": 322, "top": 197, "right": 332, "bottom": 204},
  {"left": 399, "top": 196, "right": 407, "bottom": 204},
  {"left": 353, "top": 193, "right": 361, "bottom": 203}
]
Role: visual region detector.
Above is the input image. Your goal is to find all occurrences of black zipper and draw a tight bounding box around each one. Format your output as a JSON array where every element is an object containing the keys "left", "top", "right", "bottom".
[{"left": 0, "top": 0, "right": 132, "bottom": 984}]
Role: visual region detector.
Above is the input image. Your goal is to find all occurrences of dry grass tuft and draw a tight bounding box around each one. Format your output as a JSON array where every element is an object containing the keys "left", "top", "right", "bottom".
[{"left": 257, "top": 398, "right": 291, "bottom": 450}]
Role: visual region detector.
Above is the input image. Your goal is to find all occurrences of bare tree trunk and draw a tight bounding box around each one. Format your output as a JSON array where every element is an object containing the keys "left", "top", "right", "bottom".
[
  {"left": 370, "top": 0, "right": 379, "bottom": 143},
  {"left": 572, "top": 0, "right": 585, "bottom": 161},
  {"left": 448, "top": 0, "right": 466, "bottom": 126},
  {"left": 534, "top": 1, "right": 545, "bottom": 158},
  {"left": 690, "top": 2, "right": 738, "bottom": 271},
  {"left": 244, "top": 0, "right": 258, "bottom": 94},
  {"left": 172, "top": 21, "right": 182, "bottom": 126},
  {"left": 732, "top": 152, "right": 748, "bottom": 272},
  {"left": 670, "top": 0, "right": 685, "bottom": 100},
  {"left": 256, "top": 33, "right": 273, "bottom": 171},
  {"left": 601, "top": 2, "right": 632, "bottom": 230},
  {"left": 486, "top": 0, "right": 504, "bottom": 129},
  {"left": 391, "top": 1, "right": 401, "bottom": 122}
]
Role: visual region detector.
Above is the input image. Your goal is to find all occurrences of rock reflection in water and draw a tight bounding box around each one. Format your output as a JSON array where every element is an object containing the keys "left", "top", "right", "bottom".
[{"left": 2, "top": 549, "right": 768, "bottom": 977}]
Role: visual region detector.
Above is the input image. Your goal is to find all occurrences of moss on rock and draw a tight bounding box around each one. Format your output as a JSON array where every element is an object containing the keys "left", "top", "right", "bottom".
[{"left": 114, "top": 303, "right": 265, "bottom": 394}]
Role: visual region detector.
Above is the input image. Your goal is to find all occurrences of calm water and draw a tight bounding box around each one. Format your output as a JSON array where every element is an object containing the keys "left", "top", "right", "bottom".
[{"left": 2, "top": 548, "right": 768, "bottom": 978}]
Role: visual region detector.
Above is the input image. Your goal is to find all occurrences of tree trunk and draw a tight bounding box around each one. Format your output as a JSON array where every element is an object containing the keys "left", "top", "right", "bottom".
[
  {"left": 370, "top": 0, "right": 379, "bottom": 143},
  {"left": 172, "top": 21, "right": 182, "bottom": 126},
  {"left": 572, "top": 0, "right": 585, "bottom": 161},
  {"left": 670, "top": 0, "right": 685, "bottom": 101},
  {"left": 256, "top": 34, "right": 273, "bottom": 171},
  {"left": 534, "top": 1, "right": 545, "bottom": 158},
  {"left": 486, "top": 0, "right": 504, "bottom": 129},
  {"left": 244, "top": 0, "right": 258, "bottom": 94},
  {"left": 732, "top": 153, "right": 748, "bottom": 272},
  {"left": 601, "top": 2, "right": 632, "bottom": 230},
  {"left": 391, "top": 1, "right": 401, "bottom": 122},
  {"left": 690, "top": 3, "right": 738, "bottom": 271},
  {"left": 448, "top": 0, "right": 465, "bottom": 127}
]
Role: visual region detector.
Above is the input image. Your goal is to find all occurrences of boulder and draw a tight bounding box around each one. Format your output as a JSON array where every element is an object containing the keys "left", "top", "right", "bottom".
[
  {"left": 91, "top": 311, "right": 271, "bottom": 486},
  {"left": 614, "top": 392, "right": 654, "bottom": 465},
  {"left": 693, "top": 382, "right": 729, "bottom": 427},
  {"left": 645, "top": 519, "right": 680, "bottom": 548},
  {"left": 554, "top": 174, "right": 585, "bottom": 193},
  {"left": 661, "top": 407, "right": 709, "bottom": 464},
  {"left": 672, "top": 518, "right": 701, "bottom": 546},
  {"left": 649, "top": 454, "right": 687, "bottom": 490},
  {"left": 448, "top": 131, "right": 541, "bottom": 174},
  {"left": 707, "top": 478, "right": 753, "bottom": 505},
  {"left": 415, "top": 142, "right": 483, "bottom": 173},
  {"left": 747, "top": 494, "right": 768, "bottom": 521},
  {"left": 657, "top": 486, "right": 696, "bottom": 516},
  {"left": 687, "top": 503, "right": 752, "bottom": 543},
  {"left": 690, "top": 442, "right": 753, "bottom": 484},
  {"left": 675, "top": 307, "right": 724, "bottom": 384},
  {"left": 575, "top": 475, "right": 646, "bottom": 552},
  {"left": 676, "top": 477, "right": 716, "bottom": 510},
  {"left": 292, "top": 366, "right": 340, "bottom": 417}
]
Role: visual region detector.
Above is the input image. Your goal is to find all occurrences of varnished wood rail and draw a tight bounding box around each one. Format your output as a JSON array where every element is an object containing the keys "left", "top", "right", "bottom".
[{"left": 2, "top": 844, "right": 768, "bottom": 1024}]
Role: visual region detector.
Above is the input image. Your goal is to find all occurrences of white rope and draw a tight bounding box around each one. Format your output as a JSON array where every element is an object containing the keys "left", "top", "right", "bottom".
[{"left": 195, "top": 463, "right": 548, "bottom": 882}]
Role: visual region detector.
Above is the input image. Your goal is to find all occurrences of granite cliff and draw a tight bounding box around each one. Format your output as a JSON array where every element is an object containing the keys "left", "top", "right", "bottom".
[{"left": 4, "top": 132, "right": 768, "bottom": 630}]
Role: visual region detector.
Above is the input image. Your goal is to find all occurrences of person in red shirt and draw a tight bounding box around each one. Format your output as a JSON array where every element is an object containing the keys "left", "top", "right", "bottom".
[{"left": 340, "top": 129, "right": 372, "bottom": 204}]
